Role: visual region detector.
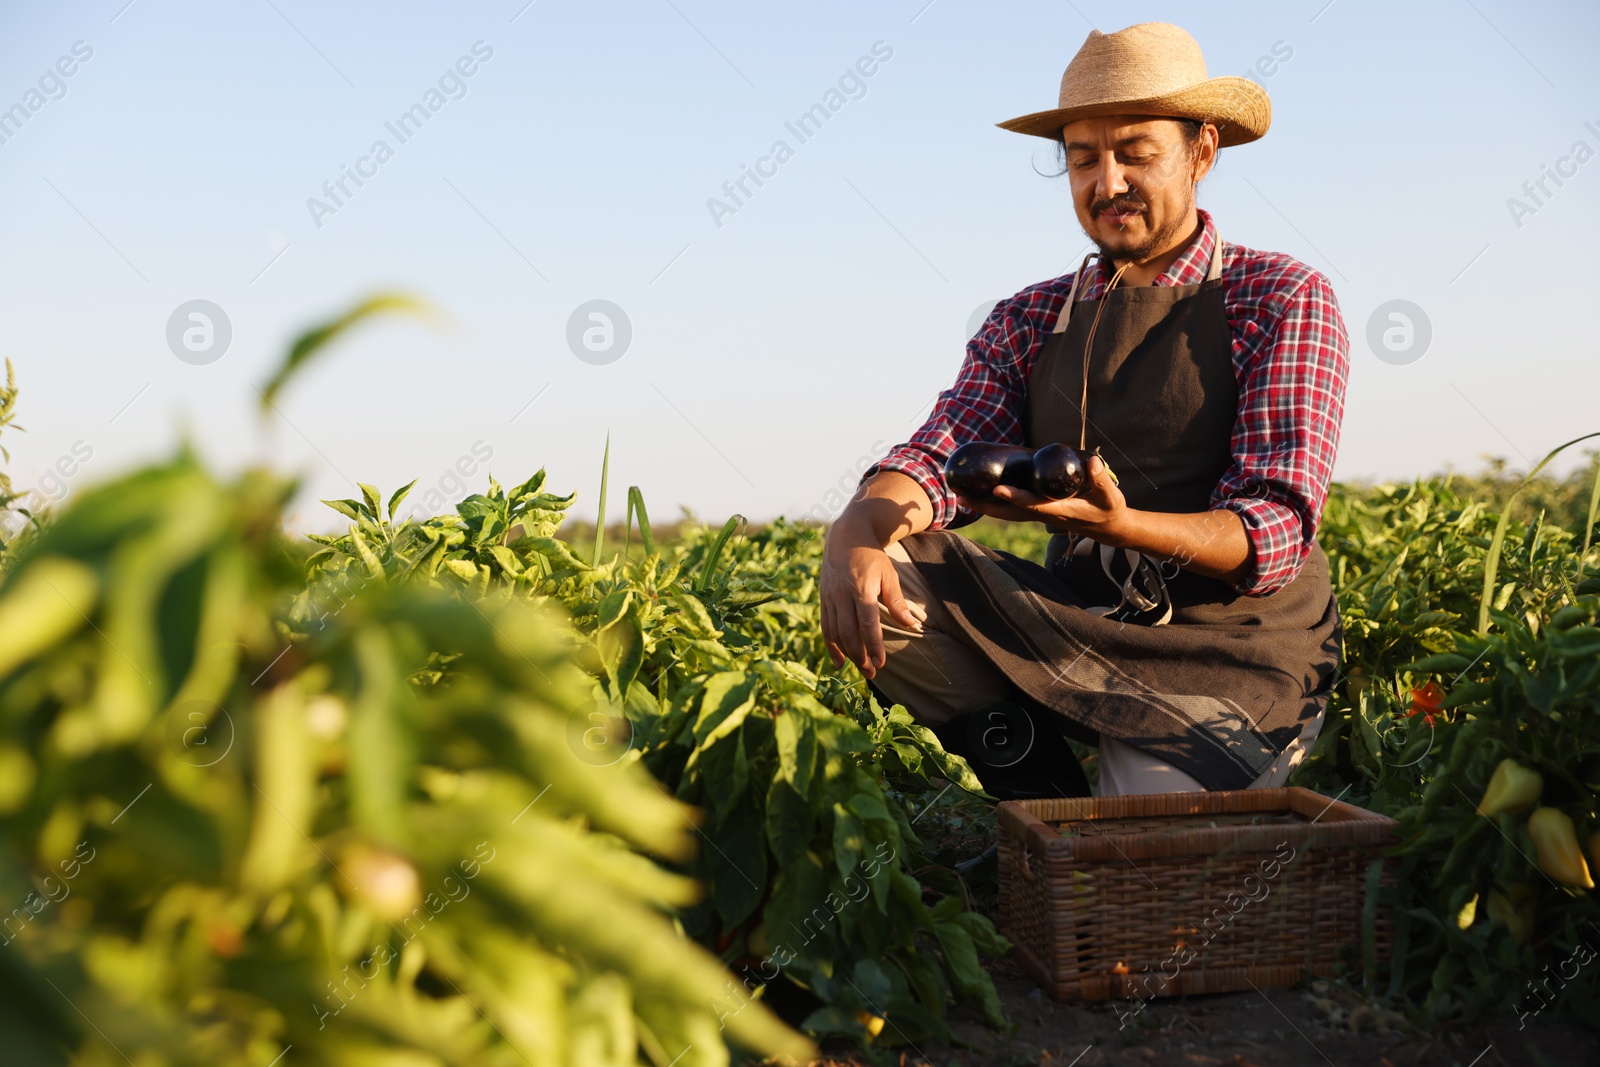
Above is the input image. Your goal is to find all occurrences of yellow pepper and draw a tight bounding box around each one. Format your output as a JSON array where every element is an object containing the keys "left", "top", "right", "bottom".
[
  {"left": 1455, "top": 894, "right": 1478, "bottom": 929},
  {"left": 1527, "top": 807, "right": 1594, "bottom": 890},
  {"left": 1475, "top": 759, "right": 1543, "bottom": 818},
  {"left": 747, "top": 922, "right": 770, "bottom": 957},
  {"left": 1486, "top": 887, "right": 1534, "bottom": 942},
  {"left": 855, "top": 1011, "right": 885, "bottom": 1038}
]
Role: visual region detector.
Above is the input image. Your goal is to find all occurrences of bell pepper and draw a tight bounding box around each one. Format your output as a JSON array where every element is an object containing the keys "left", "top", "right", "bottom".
[
  {"left": 747, "top": 922, "right": 770, "bottom": 957},
  {"left": 1486, "top": 886, "right": 1535, "bottom": 942},
  {"left": 1345, "top": 666, "right": 1369, "bottom": 706},
  {"left": 1475, "top": 759, "right": 1543, "bottom": 818},
  {"left": 1406, "top": 679, "right": 1444, "bottom": 727},
  {"left": 1527, "top": 807, "right": 1595, "bottom": 890}
]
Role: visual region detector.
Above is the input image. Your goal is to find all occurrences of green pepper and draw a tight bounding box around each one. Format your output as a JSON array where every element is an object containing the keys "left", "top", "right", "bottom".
[
  {"left": 1485, "top": 886, "right": 1534, "bottom": 942},
  {"left": 1527, "top": 807, "right": 1594, "bottom": 890},
  {"left": 1474, "top": 758, "right": 1542, "bottom": 818}
]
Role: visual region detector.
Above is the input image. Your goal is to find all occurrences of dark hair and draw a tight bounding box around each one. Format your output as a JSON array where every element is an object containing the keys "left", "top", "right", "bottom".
[
  {"left": 1172, "top": 117, "right": 1205, "bottom": 145},
  {"left": 1044, "top": 117, "right": 1213, "bottom": 178}
]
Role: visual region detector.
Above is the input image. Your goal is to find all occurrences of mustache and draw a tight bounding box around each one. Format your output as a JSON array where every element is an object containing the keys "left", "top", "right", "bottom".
[{"left": 1092, "top": 197, "right": 1146, "bottom": 218}]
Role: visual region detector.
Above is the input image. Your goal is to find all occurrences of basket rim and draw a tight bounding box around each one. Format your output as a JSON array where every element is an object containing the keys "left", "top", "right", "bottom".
[{"left": 997, "top": 787, "right": 1397, "bottom": 863}]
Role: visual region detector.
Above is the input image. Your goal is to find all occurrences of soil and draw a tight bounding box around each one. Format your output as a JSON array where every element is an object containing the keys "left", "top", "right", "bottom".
[{"left": 809, "top": 941, "right": 1598, "bottom": 1067}]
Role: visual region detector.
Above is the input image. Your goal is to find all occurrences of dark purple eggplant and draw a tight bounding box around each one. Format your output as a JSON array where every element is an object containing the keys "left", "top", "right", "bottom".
[
  {"left": 945, "top": 443, "right": 1035, "bottom": 498},
  {"left": 1031, "top": 443, "right": 1088, "bottom": 499}
]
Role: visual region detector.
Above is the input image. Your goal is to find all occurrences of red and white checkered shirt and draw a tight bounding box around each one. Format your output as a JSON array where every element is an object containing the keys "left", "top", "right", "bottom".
[{"left": 865, "top": 208, "right": 1350, "bottom": 597}]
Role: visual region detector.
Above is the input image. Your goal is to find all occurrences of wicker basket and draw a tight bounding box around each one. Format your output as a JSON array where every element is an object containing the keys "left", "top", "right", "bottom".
[{"left": 996, "top": 787, "right": 1397, "bottom": 1002}]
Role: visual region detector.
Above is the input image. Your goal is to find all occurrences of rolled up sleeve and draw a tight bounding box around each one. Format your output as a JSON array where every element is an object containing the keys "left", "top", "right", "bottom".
[
  {"left": 863, "top": 292, "right": 1047, "bottom": 530},
  {"left": 1213, "top": 270, "right": 1349, "bottom": 596}
]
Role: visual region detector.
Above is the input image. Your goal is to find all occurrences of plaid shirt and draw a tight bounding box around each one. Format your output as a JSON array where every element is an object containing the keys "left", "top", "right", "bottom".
[{"left": 865, "top": 208, "right": 1350, "bottom": 597}]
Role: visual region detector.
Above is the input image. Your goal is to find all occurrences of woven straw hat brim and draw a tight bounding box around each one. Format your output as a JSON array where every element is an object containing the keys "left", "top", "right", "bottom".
[{"left": 997, "top": 75, "right": 1271, "bottom": 147}]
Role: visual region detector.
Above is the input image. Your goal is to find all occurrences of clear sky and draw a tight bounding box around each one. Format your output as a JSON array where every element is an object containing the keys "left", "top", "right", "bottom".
[{"left": 2, "top": 0, "right": 1597, "bottom": 531}]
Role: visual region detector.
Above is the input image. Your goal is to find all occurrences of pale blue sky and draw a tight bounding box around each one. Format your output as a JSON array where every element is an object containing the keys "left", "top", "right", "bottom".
[{"left": 1, "top": 0, "right": 1596, "bottom": 530}]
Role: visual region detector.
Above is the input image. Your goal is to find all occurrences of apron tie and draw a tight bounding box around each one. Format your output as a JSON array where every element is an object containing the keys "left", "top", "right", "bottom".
[{"left": 1066, "top": 534, "right": 1174, "bottom": 625}]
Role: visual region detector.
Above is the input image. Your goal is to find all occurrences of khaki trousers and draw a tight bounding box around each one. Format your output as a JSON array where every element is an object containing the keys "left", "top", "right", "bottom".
[{"left": 873, "top": 541, "right": 1322, "bottom": 797}]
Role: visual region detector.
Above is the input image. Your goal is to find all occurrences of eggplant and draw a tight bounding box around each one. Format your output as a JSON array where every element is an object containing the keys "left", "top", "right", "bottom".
[
  {"left": 1031, "top": 443, "right": 1088, "bottom": 499},
  {"left": 945, "top": 443, "right": 1035, "bottom": 498},
  {"left": 944, "top": 442, "right": 1091, "bottom": 501}
]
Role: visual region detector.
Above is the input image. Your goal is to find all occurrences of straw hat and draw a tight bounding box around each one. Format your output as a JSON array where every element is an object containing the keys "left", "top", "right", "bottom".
[{"left": 998, "top": 22, "right": 1271, "bottom": 147}]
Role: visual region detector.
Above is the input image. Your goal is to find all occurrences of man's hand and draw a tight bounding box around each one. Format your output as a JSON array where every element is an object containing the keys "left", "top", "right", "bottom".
[
  {"left": 819, "top": 521, "right": 922, "bottom": 679},
  {"left": 957, "top": 452, "right": 1132, "bottom": 543},
  {"left": 957, "top": 452, "right": 1256, "bottom": 585}
]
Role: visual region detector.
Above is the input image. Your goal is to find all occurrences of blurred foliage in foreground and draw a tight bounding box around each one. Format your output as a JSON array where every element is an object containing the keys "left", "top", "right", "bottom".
[{"left": 0, "top": 454, "right": 816, "bottom": 1067}]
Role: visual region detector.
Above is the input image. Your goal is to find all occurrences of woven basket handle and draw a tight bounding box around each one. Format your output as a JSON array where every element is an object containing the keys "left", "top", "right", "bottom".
[{"left": 1013, "top": 837, "right": 1045, "bottom": 883}]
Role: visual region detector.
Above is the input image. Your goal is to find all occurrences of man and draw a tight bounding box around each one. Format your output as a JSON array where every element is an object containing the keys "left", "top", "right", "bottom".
[{"left": 820, "top": 22, "right": 1349, "bottom": 798}]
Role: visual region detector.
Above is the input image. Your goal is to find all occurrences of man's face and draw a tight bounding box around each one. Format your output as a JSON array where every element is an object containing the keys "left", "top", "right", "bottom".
[{"left": 1061, "top": 115, "right": 1215, "bottom": 264}]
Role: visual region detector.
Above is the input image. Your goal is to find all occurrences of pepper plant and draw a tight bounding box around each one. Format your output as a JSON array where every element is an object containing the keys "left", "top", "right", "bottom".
[{"left": 300, "top": 473, "right": 1011, "bottom": 1044}]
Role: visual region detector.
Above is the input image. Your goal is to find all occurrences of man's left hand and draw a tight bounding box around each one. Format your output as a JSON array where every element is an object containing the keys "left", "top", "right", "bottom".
[{"left": 956, "top": 452, "right": 1130, "bottom": 544}]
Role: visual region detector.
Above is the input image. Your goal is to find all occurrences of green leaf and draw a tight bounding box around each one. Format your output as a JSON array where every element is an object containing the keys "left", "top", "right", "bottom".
[
  {"left": 707, "top": 796, "right": 765, "bottom": 927},
  {"left": 488, "top": 544, "right": 524, "bottom": 578},
  {"left": 846, "top": 792, "right": 891, "bottom": 826},
  {"left": 627, "top": 485, "right": 654, "bottom": 556},
  {"left": 442, "top": 559, "right": 479, "bottom": 583},
  {"left": 1362, "top": 857, "right": 1384, "bottom": 987},
  {"left": 798, "top": 1006, "right": 862, "bottom": 1039},
  {"left": 695, "top": 515, "right": 743, "bottom": 591},
  {"left": 357, "top": 483, "right": 382, "bottom": 520},
  {"left": 765, "top": 776, "right": 812, "bottom": 869},
  {"left": 387, "top": 479, "right": 418, "bottom": 521},
  {"left": 1582, "top": 460, "right": 1600, "bottom": 563},
  {"left": 774, "top": 711, "right": 818, "bottom": 794},
  {"left": 1406, "top": 653, "right": 1473, "bottom": 674},
  {"left": 348, "top": 527, "right": 385, "bottom": 584},
  {"left": 456, "top": 494, "right": 508, "bottom": 546},
  {"left": 596, "top": 590, "right": 644, "bottom": 696},
  {"left": 764, "top": 852, "right": 833, "bottom": 963},
  {"left": 953, "top": 910, "right": 1011, "bottom": 956},
  {"left": 693, "top": 672, "right": 757, "bottom": 747},
  {"left": 831, "top": 805, "right": 866, "bottom": 880},
  {"left": 524, "top": 537, "right": 588, "bottom": 572},
  {"left": 932, "top": 919, "right": 1006, "bottom": 1028},
  {"left": 322, "top": 498, "right": 363, "bottom": 522},
  {"left": 258, "top": 293, "right": 429, "bottom": 411},
  {"left": 669, "top": 593, "right": 721, "bottom": 639},
  {"left": 593, "top": 432, "right": 610, "bottom": 565},
  {"left": 509, "top": 468, "right": 547, "bottom": 502}
]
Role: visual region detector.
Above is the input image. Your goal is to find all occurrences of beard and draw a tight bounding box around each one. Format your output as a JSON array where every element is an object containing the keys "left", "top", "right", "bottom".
[{"left": 1088, "top": 191, "right": 1194, "bottom": 265}]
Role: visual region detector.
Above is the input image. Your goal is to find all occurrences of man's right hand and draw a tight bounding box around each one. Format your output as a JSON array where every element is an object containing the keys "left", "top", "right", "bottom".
[
  {"left": 819, "top": 521, "right": 923, "bottom": 680},
  {"left": 819, "top": 471, "right": 936, "bottom": 678}
]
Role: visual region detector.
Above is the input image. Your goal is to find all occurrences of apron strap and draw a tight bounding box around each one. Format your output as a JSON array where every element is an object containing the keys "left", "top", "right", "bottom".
[
  {"left": 1052, "top": 250, "right": 1098, "bottom": 335},
  {"left": 1051, "top": 229, "right": 1225, "bottom": 336},
  {"left": 1047, "top": 227, "right": 1226, "bottom": 625}
]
